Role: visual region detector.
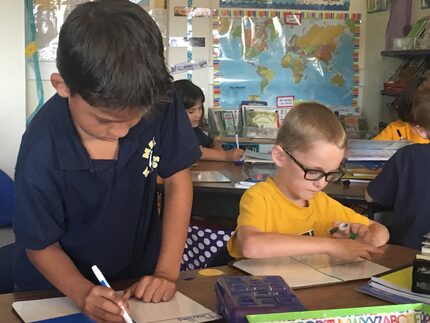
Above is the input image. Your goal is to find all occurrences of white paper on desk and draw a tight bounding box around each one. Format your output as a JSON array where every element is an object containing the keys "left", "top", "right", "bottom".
[
  {"left": 291, "top": 253, "right": 364, "bottom": 268},
  {"left": 234, "top": 256, "right": 340, "bottom": 287},
  {"left": 346, "top": 139, "right": 411, "bottom": 161},
  {"left": 318, "top": 259, "right": 389, "bottom": 281},
  {"left": 190, "top": 171, "right": 231, "bottom": 183},
  {"left": 12, "top": 292, "right": 220, "bottom": 323},
  {"left": 233, "top": 254, "right": 389, "bottom": 288}
]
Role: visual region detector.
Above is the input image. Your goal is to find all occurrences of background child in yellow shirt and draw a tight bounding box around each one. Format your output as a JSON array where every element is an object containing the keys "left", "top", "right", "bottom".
[
  {"left": 228, "top": 102, "right": 389, "bottom": 261},
  {"left": 373, "top": 77, "right": 430, "bottom": 143}
]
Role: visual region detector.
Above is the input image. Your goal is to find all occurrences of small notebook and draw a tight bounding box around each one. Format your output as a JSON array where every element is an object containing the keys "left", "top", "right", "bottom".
[
  {"left": 191, "top": 171, "right": 231, "bottom": 183},
  {"left": 356, "top": 266, "right": 430, "bottom": 304}
]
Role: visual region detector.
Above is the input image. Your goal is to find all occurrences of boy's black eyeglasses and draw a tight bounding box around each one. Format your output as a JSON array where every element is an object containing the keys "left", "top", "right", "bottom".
[{"left": 281, "top": 147, "right": 344, "bottom": 182}]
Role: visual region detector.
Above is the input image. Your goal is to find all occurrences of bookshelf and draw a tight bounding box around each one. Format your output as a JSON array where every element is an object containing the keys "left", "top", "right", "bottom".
[
  {"left": 380, "top": 90, "right": 402, "bottom": 97},
  {"left": 379, "top": 49, "right": 430, "bottom": 124},
  {"left": 381, "top": 49, "right": 430, "bottom": 57}
]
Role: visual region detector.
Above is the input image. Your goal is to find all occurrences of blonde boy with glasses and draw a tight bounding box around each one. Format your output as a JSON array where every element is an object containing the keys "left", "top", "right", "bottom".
[{"left": 227, "top": 102, "right": 389, "bottom": 261}]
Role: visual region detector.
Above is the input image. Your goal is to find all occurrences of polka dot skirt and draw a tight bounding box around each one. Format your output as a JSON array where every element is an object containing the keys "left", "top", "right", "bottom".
[{"left": 180, "top": 226, "right": 232, "bottom": 271}]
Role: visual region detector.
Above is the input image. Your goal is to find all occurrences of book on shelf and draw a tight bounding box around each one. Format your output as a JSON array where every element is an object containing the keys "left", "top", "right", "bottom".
[
  {"left": 417, "top": 254, "right": 430, "bottom": 261},
  {"left": 208, "top": 107, "right": 240, "bottom": 136},
  {"left": 407, "top": 17, "right": 429, "bottom": 38},
  {"left": 416, "top": 233, "right": 430, "bottom": 261},
  {"left": 209, "top": 100, "right": 291, "bottom": 139},
  {"left": 412, "top": 232, "right": 430, "bottom": 295},
  {"left": 241, "top": 105, "right": 277, "bottom": 129},
  {"left": 342, "top": 171, "right": 378, "bottom": 181},
  {"left": 342, "top": 161, "right": 382, "bottom": 181},
  {"left": 239, "top": 100, "right": 268, "bottom": 131},
  {"left": 422, "top": 245, "right": 430, "bottom": 255},
  {"left": 384, "top": 56, "right": 430, "bottom": 94}
]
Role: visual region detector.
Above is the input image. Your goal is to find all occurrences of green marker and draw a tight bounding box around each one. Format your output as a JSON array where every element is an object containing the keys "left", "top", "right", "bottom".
[{"left": 329, "top": 223, "right": 357, "bottom": 240}]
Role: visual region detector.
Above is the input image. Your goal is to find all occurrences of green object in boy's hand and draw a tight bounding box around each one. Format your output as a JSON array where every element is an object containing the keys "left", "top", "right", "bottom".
[{"left": 328, "top": 223, "right": 357, "bottom": 240}]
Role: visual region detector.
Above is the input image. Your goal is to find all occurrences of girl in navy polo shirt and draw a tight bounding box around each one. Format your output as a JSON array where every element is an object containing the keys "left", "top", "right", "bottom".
[{"left": 173, "top": 79, "right": 244, "bottom": 161}]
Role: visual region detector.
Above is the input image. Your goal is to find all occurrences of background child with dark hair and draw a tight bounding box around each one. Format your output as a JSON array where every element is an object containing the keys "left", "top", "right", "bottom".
[
  {"left": 228, "top": 102, "right": 389, "bottom": 261},
  {"left": 366, "top": 79, "right": 430, "bottom": 250},
  {"left": 173, "top": 79, "right": 244, "bottom": 161},
  {"left": 13, "top": 1, "right": 200, "bottom": 321},
  {"left": 373, "top": 76, "right": 430, "bottom": 143}
]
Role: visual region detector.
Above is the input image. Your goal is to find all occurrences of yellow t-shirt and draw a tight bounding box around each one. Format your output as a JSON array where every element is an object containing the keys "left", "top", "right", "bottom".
[
  {"left": 372, "top": 120, "right": 429, "bottom": 144},
  {"left": 227, "top": 177, "right": 369, "bottom": 258}
]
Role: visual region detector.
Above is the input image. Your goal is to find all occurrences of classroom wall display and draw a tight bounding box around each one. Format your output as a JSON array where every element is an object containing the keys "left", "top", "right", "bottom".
[
  {"left": 219, "top": 0, "right": 350, "bottom": 11},
  {"left": 367, "top": 0, "right": 388, "bottom": 13},
  {"left": 30, "top": 0, "right": 164, "bottom": 62},
  {"left": 213, "top": 10, "right": 361, "bottom": 115}
]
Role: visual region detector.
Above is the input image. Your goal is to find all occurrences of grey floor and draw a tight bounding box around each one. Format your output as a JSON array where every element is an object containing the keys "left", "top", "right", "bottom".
[{"left": 0, "top": 227, "right": 14, "bottom": 247}]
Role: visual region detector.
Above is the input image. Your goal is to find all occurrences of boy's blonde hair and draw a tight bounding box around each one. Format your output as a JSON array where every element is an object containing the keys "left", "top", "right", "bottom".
[
  {"left": 276, "top": 102, "right": 346, "bottom": 152},
  {"left": 413, "top": 80, "right": 430, "bottom": 134}
]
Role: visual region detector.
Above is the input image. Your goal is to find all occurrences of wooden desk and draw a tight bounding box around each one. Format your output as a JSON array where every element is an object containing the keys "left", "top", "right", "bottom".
[
  {"left": 0, "top": 245, "right": 416, "bottom": 322},
  {"left": 189, "top": 161, "right": 368, "bottom": 223}
]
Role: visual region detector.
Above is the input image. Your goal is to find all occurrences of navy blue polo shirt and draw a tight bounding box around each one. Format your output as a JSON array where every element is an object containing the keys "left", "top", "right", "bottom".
[
  {"left": 367, "top": 144, "right": 430, "bottom": 250},
  {"left": 194, "top": 127, "right": 214, "bottom": 148},
  {"left": 13, "top": 93, "right": 201, "bottom": 291}
]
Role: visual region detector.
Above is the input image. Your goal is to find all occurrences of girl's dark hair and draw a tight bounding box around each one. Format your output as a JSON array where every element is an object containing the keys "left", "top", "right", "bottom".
[
  {"left": 413, "top": 78, "right": 430, "bottom": 133},
  {"left": 172, "top": 79, "right": 205, "bottom": 109},
  {"left": 57, "top": 0, "right": 172, "bottom": 111}
]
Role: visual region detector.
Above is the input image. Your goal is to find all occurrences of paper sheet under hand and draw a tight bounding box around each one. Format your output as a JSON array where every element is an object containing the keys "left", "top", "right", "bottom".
[
  {"left": 233, "top": 254, "right": 389, "bottom": 288},
  {"left": 12, "top": 292, "right": 220, "bottom": 323}
]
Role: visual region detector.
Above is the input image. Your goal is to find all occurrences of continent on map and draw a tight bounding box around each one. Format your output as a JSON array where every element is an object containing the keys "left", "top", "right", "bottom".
[
  {"left": 331, "top": 73, "right": 345, "bottom": 87},
  {"left": 256, "top": 65, "right": 274, "bottom": 92},
  {"left": 281, "top": 24, "right": 346, "bottom": 83},
  {"left": 280, "top": 53, "right": 306, "bottom": 84},
  {"left": 292, "top": 25, "right": 345, "bottom": 61},
  {"left": 243, "top": 20, "right": 270, "bottom": 60}
]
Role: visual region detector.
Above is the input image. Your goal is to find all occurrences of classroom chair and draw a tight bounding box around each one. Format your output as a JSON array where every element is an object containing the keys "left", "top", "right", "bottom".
[
  {"left": 0, "top": 242, "right": 15, "bottom": 293},
  {"left": 181, "top": 225, "right": 233, "bottom": 271}
]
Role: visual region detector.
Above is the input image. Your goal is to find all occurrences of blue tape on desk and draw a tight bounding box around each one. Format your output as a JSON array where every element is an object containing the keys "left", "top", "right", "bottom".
[
  {"left": 31, "top": 313, "right": 95, "bottom": 323},
  {"left": 215, "top": 276, "right": 306, "bottom": 323}
]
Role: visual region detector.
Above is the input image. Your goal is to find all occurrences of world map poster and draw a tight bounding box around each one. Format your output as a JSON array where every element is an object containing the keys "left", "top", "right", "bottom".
[{"left": 213, "top": 10, "right": 361, "bottom": 115}]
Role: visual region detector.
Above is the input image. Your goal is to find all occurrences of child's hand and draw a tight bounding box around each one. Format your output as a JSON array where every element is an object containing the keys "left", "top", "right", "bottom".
[
  {"left": 349, "top": 222, "right": 373, "bottom": 244},
  {"left": 81, "top": 285, "right": 128, "bottom": 322},
  {"left": 327, "top": 238, "right": 384, "bottom": 261},
  {"left": 123, "top": 273, "right": 176, "bottom": 303},
  {"left": 226, "top": 148, "right": 244, "bottom": 161},
  {"left": 330, "top": 221, "right": 372, "bottom": 245}
]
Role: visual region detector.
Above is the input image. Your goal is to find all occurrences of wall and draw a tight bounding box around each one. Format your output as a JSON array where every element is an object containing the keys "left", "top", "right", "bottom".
[
  {"left": 23, "top": 0, "right": 430, "bottom": 132},
  {"left": 0, "top": 1, "right": 26, "bottom": 178},
  {"left": 168, "top": 0, "right": 367, "bottom": 120}
]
